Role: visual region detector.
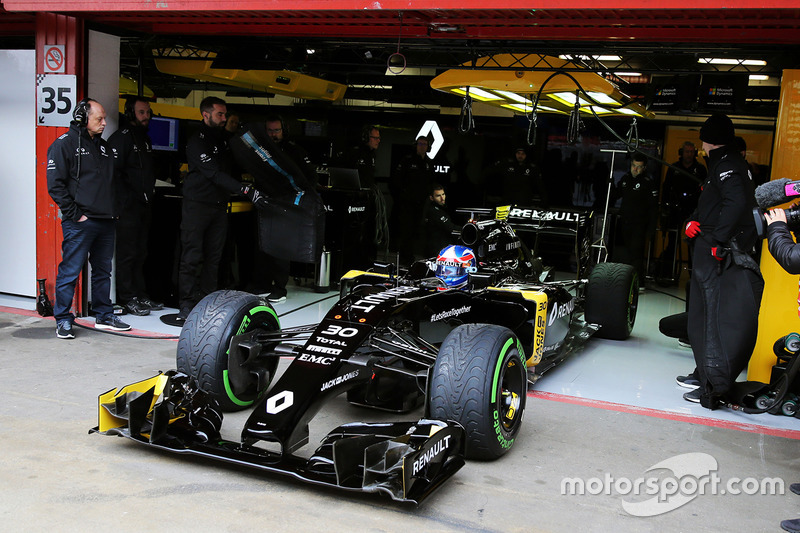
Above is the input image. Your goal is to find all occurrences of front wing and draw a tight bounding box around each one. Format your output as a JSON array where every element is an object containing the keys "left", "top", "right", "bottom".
[{"left": 90, "top": 371, "right": 465, "bottom": 504}]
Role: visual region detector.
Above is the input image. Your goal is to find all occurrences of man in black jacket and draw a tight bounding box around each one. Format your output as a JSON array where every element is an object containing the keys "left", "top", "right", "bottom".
[
  {"left": 47, "top": 98, "right": 131, "bottom": 338},
  {"left": 391, "top": 136, "right": 434, "bottom": 265},
  {"left": 610, "top": 152, "right": 660, "bottom": 284},
  {"left": 178, "top": 96, "right": 268, "bottom": 320},
  {"left": 422, "top": 183, "right": 460, "bottom": 257},
  {"left": 108, "top": 96, "right": 162, "bottom": 316},
  {"left": 683, "top": 113, "right": 763, "bottom": 409}
]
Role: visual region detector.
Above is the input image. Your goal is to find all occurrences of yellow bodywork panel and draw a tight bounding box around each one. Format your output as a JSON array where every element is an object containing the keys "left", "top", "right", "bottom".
[
  {"left": 486, "top": 287, "right": 548, "bottom": 367},
  {"left": 97, "top": 373, "right": 169, "bottom": 433},
  {"left": 340, "top": 270, "right": 390, "bottom": 280},
  {"left": 154, "top": 50, "right": 346, "bottom": 102}
]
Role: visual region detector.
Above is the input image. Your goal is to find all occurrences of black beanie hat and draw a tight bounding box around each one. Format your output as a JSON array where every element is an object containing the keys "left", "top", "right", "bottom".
[{"left": 699, "top": 113, "right": 735, "bottom": 146}]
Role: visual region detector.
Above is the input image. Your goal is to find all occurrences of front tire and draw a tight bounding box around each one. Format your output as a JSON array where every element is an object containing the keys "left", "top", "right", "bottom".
[
  {"left": 429, "top": 324, "right": 527, "bottom": 460},
  {"left": 584, "top": 262, "right": 638, "bottom": 340},
  {"left": 176, "top": 290, "right": 280, "bottom": 411}
]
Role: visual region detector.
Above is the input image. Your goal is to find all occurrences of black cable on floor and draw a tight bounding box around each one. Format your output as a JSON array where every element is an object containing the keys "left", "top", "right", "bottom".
[
  {"left": 276, "top": 293, "right": 340, "bottom": 318},
  {"left": 644, "top": 286, "right": 686, "bottom": 302}
]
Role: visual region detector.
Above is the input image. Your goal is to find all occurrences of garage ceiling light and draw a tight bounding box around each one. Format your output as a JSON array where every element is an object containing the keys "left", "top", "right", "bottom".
[
  {"left": 431, "top": 54, "right": 651, "bottom": 118},
  {"left": 558, "top": 54, "right": 621, "bottom": 62},
  {"left": 698, "top": 57, "right": 767, "bottom": 66},
  {"left": 452, "top": 87, "right": 502, "bottom": 101},
  {"left": 749, "top": 74, "right": 769, "bottom": 81},
  {"left": 501, "top": 102, "right": 564, "bottom": 114},
  {"left": 493, "top": 90, "right": 529, "bottom": 103},
  {"left": 549, "top": 91, "right": 618, "bottom": 106}
]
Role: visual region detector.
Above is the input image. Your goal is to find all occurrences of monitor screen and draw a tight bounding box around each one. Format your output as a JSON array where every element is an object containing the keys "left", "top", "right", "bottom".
[{"left": 148, "top": 116, "right": 179, "bottom": 152}]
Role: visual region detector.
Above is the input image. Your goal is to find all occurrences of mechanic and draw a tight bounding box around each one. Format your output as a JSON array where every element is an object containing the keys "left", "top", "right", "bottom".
[
  {"left": 390, "top": 135, "right": 435, "bottom": 265},
  {"left": 224, "top": 108, "right": 240, "bottom": 138},
  {"left": 658, "top": 141, "right": 706, "bottom": 280},
  {"left": 422, "top": 183, "right": 461, "bottom": 257},
  {"left": 610, "top": 152, "right": 659, "bottom": 285},
  {"left": 248, "top": 114, "right": 319, "bottom": 304},
  {"left": 764, "top": 204, "right": 800, "bottom": 533},
  {"left": 177, "top": 96, "right": 269, "bottom": 321},
  {"left": 108, "top": 96, "right": 163, "bottom": 317},
  {"left": 342, "top": 125, "right": 381, "bottom": 189},
  {"left": 682, "top": 112, "right": 763, "bottom": 408},
  {"left": 489, "top": 145, "right": 548, "bottom": 207},
  {"left": 338, "top": 125, "right": 386, "bottom": 262},
  {"left": 47, "top": 98, "right": 131, "bottom": 338}
]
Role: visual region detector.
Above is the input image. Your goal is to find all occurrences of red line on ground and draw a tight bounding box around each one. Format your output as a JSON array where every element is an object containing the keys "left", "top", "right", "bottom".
[{"left": 529, "top": 390, "right": 800, "bottom": 440}]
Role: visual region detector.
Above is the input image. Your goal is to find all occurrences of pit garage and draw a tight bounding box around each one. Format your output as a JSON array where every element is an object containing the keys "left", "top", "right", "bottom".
[{"left": 1, "top": 3, "right": 800, "bottom": 531}]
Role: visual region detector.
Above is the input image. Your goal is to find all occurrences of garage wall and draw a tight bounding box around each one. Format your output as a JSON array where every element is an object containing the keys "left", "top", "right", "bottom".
[{"left": 0, "top": 50, "right": 37, "bottom": 297}]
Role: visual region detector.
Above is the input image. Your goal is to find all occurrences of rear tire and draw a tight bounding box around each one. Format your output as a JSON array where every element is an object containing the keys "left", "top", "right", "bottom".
[
  {"left": 585, "top": 262, "right": 638, "bottom": 340},
  {"left": 176, "top": 290, "right": 280, "bottom": 411},
  {"left": 429, "top": 324, "right": 527, "bottom": 460}
]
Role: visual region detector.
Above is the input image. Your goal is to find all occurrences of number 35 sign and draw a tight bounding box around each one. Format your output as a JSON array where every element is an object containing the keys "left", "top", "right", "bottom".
[{"left": 37, "top": 74, "right": 76, "bottom": 127}]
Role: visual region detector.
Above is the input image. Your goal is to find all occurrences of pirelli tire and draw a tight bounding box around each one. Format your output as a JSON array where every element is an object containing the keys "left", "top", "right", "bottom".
[
  {"left": 176, "top": 290, "right": 280, "bottom": 412},
  {"left": 584, "top": 262, "right": 638, "bottom": 340},
  {"left": 429, "top": 324, "right": 527, "bottom": 460}
]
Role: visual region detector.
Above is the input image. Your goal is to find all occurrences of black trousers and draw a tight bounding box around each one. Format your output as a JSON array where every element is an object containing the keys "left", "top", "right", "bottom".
[
  {"left": 616, "top": 217, "right": 648, "bottom": 282},
  {"left": 115, "top": 199, "right": 152, "bottom": 303},
  {"left": 253, "top": 250, "right": 289, "bottom": 292},
  {"left": 178, "top": 200, "right": 227, "bottom": 313},
  {"left": 687, "top": 239, "right": 764, "bottom": 407}
]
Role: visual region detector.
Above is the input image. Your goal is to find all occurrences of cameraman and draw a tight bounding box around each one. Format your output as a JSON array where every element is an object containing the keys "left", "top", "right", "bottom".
[
  {"left": 765, "top": 208, "right": 800, "bottom": 273},
  {"left": 764, "top": 208, "right": 800, "bottom": 533}
]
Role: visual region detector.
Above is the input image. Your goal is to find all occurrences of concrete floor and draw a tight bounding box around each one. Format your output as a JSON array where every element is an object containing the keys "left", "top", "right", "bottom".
[{"left": 1, "top": 283, "right": 799, "bottom": 532}]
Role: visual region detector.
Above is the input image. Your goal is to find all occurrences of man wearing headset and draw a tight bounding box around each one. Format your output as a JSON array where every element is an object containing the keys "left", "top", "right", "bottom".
[
  {"left": 108, "top": 96, "right": 163, "bottom": 317},
  {"left": 47, "top": 98, "right": 131, "bottom": 338},
  {"left": 247, "top": 114, "right": 318, "bottom": 303}
]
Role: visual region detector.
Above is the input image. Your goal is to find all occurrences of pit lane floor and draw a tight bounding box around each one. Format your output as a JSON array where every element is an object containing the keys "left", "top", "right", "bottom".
[{"left": 1, "top": 284, "right": 798, "bottom": 532}]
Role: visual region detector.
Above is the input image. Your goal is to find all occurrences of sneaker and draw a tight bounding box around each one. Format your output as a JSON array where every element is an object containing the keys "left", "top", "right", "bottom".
[
  {"left": 95, "top": 315, "right": 132, "bottom": 331},
  {"left": 125, "top": 297, "right": 150, "bottom": 316},
  {"left": 676, "top": 373, "right": 700, "bottom": 389},
  {"left": 781, "top": 518, "right": 800, "bottom": 533},
  {"left": 138, "top": 297, "right": 164, "bottom": 311},
  {"left": 267, "top": 288, "right": 287, "bottom": 304},
  {"left": 683, "top": 388, "right": 702, "bottom": 403},
  {"left": 678, "top": 338, "right": 691, "bottom": 348},
  {"left": 56, "top": 320, "right": 75, "bottom": 339}
]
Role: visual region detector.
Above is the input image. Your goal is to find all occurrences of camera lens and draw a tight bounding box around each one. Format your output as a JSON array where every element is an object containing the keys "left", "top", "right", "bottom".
[{"left": 786, "top": 204, "right": 800, "bottom": 231}]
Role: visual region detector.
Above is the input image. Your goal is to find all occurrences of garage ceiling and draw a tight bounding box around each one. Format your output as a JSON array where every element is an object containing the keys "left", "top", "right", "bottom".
[{"left": 2, "top": 3, "right": 800, "bottom": 116}]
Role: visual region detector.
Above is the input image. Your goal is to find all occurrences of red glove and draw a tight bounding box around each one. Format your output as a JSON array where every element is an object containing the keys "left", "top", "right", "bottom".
[
  {"left": 685, "top": 220, "right": 701, "bottom": 238},
  {"left": 711, "top": 247, "right": 724, "bottom": 261}
]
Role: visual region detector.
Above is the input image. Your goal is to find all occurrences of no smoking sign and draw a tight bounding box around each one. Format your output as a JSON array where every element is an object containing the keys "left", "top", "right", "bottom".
[{"left": 44, "top": 45, "right": 65, "bottom": 73}]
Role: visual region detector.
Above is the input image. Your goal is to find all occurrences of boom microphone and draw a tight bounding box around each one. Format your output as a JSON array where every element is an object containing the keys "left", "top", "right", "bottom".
[{"left": 755, "top": 178, "right": 800, "bottom": 209}]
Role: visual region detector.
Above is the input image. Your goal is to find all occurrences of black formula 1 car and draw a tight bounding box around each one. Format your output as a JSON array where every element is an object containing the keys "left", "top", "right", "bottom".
[{"left": 92, "top": 218, "right": 638, "bottom": 504}]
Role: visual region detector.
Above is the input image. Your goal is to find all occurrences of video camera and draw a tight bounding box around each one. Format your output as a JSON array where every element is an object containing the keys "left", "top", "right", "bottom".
[{"left": 753, "top": 178, "right": 800, "bottom": 238}]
